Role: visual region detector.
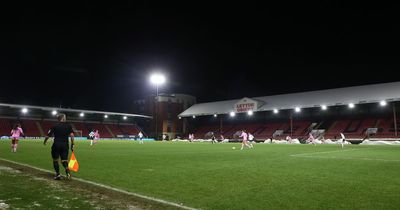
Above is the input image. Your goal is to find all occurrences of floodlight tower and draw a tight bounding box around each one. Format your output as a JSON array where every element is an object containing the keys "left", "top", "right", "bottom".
[{"left": 150, "top": 73, "right": 166, "bottom": 140}]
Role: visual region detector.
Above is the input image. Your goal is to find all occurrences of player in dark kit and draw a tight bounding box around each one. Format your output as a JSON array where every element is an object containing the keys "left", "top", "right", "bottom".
[{"left": 43, "top": 114, "right": 75, "bottom": 180}]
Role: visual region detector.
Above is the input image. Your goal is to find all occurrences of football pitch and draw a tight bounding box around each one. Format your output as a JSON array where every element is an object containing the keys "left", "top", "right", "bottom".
[{"left": 1, "top": 140, "right": 400, "bottom": 209}]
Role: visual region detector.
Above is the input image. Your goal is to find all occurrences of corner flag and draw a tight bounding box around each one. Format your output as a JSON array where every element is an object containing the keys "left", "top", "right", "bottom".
[{"left": 68, "top": 152, "right": 79, "bottom": 172}]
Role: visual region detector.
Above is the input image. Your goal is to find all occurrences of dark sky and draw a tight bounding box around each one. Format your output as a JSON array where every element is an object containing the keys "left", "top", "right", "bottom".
[{"left": 1, "top": 2, "right": 400, "bottom": 112}]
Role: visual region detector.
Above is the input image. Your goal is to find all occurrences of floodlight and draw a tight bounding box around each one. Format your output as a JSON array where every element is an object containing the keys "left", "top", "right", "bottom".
[{"left": 150, "top": 73, "right": 166, "bottom": 85}]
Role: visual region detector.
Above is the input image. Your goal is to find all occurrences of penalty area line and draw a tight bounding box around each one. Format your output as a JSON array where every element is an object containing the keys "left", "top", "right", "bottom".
[{"left": 0, "top": 158, "right": 198, "bottom": 210}]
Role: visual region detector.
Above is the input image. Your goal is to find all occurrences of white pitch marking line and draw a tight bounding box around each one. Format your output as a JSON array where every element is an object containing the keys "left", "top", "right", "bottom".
[
  {"left": 292, "top": 156, "right": 400, "bottom": 162},
  {"left": 0, "top": 158, "right": 198, "bottom": 210},
  {"left": 290, "top": 148, "right": 364, "bottom": 157}
]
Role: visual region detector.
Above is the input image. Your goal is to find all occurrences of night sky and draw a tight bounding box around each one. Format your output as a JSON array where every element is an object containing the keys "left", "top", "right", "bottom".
[{"left": 2, "top": 2, "right": 399, "bottom": 113}]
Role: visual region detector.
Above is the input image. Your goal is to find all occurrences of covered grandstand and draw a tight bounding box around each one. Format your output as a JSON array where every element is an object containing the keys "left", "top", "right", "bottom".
[
  {"left": 178, "top": 82, "right": 400, "bottom": 142},
  {"left": 0, "top": 103, "right": 151, "bottom": 139}
]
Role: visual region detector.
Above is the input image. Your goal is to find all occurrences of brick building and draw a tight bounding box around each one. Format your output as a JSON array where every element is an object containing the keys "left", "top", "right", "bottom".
[{"left": 133, "top": 94, "right": 196, "bottom": 139}]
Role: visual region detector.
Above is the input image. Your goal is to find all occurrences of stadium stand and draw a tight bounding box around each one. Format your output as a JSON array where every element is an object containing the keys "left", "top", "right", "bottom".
[
  {"left": 0, "top": 118, "right": 11, "bottom": 136},
  {"left": 20, "top": 119, "right": 42, "bottom": 137},
  {"left": 0, "top": 117, "right": 144, "bottom": 138},
  {"left": 191, "top": 117, "right": 399, "bottom": 140},
  {"left": 343, "top": 118, "right": 376, "bottom": 138},
  {"left": 41, "top": 120, "right": 57, "bottom": 135},
  {"left": 291, "top": 121, "right": 313, "bottom": 137},
  {"left": 85, "top": 123, "right": 113, "bottom": 138},
  {"left": 193, "top": 124, "right": 219, "bottom": 138},
  {"left": 375, "top": 118, "right": 400, "bottom": 138},
  {"left": 4, "top": 116, "right": 395, "bottom": 140},
  {"left": 119, "top": 124, "right": 141, "bottom": 136},
  {"left": 180, "top": 82, "right": 400, "bottom": 141},
  {"left": 221, "top": 124, "right": 237, "bottom": 137},
  {"left": 72, "top": 122, "right": 91, "bottom": 137},
  {"left": 324, "top": 119, "right": 351, "bottom": 139},
  {"left": 106, "top": 124, "right": 124, "bottom": 136},
  {"left": 256, "top": 122, "right": 283, "bottom": 139}
]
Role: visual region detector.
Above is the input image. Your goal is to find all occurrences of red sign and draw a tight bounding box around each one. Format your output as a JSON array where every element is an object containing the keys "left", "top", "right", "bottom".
[{"left": 235, "top": 103, "right": 255, "bottom": 112}]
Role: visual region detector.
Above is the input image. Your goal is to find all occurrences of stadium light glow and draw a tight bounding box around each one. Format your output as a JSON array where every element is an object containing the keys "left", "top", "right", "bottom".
[
  {"left": 214, "top": 114, "right": 217, "bottom": 117},
  {"left": 273, "top": 109, "right": 279, "bottom": 114},
  {"left": 380, "top": 100, "right": 387, "bottom": 106},
  {"left": 321, "top": 105, "right": 327, "bottom": 110},
  {"left": 230, "top": 112, "right": 236, "bottom": 117},
  {"left": 123, "top": 116, "right": 127, "bottom": 120},
  {"left": 247, "top": 110, "right": 253, "bottom": 116},
  {"left": 192, "top": 115, "right": 196, "bottom": 118},
  {"left": 21, "top": 108, "right": 28, "bottom": 114},
  {"left": 295, "top": 107, "right": 301, "bottom": 113},
  {"left": 104, "top": 115, "right": 108, "bottom": 118},
  {"left": 52, "top": 110, "right": 57, "bottom": 115},
  {"left": 348, "top": 103, "right": 355, "bottom": 109},
  {"left": 150, "top": 73, "right": 166, "bottom": 85},
  {"left": 80, "top": 112, "right": 85, "bottom": 117}
]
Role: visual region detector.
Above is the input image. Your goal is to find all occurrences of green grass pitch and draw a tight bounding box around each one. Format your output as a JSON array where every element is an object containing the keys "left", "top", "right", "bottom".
[{"left": 1, "top": 139, "right": 400, "bottom": 209}]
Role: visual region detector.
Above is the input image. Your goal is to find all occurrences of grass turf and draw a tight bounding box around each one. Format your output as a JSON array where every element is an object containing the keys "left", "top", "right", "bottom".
[
  {"left": 0, "top": 165, "right": 101, "bottom": 209},
  {"left": 1, "top": 139, "right": 400, "bottom": 209}
]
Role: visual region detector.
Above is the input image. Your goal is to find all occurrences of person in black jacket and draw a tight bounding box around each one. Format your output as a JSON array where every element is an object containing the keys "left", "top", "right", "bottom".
[{"left": 44, "top": 114, "right": 75, "bottom": 180}]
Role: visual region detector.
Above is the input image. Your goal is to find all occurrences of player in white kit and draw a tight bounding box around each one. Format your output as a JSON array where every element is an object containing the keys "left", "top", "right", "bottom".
[
  {"left": 339, "top": 133, "right": 346, "bottom": 148},
  {"left": 248, "top": 133, "right": 254, "bottom": 148}
]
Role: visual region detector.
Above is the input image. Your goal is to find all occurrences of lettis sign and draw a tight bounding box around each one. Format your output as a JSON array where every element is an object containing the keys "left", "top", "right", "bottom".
[
  {"left": 234, "top": 97, "right": 264, "bottom": 113},
  {"left": 235, "top": 103, "right": 255, "bottom": 112}
]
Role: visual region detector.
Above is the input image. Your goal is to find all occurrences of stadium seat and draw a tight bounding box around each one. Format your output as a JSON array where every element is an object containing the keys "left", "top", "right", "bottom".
[{"left": 0, "top": 118, "right": 12, "bottom": 136}]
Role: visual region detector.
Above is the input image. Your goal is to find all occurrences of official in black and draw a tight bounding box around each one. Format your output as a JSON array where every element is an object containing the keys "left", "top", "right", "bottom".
[{"left": 44, "top": 114, "right": 75, "bottom": 180}]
